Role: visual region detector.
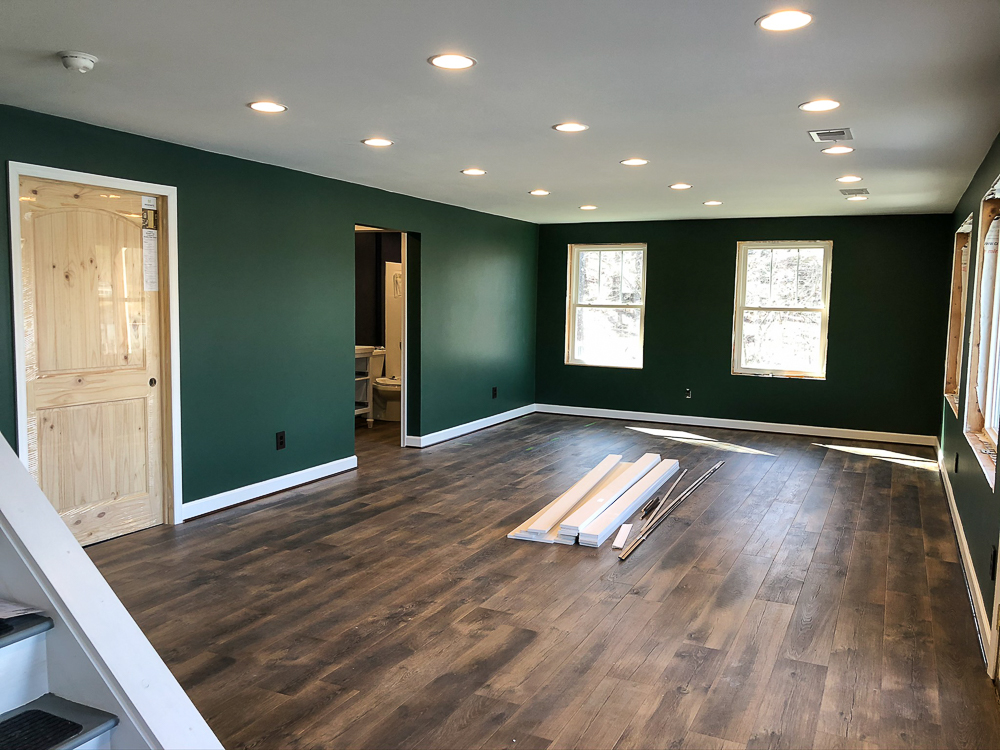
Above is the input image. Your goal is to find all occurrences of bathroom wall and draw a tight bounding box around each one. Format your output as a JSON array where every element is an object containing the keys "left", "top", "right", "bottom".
[{"left": 355, "top": 231, "right": 402, "bottom": 349}]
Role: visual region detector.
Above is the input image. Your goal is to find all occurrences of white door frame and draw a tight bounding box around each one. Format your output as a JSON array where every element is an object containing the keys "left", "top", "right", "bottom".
[
  {"left": 6, "top": 161, "right": 184, "bottom": 524},
  {"left": 400, "top": 232, "right": 409, "bottom": 447}
]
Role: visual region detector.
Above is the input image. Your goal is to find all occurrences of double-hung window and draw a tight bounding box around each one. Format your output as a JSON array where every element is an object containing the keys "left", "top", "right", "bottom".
[
  {"left": 566, "top": 244, "right": 647, "bottom": 368},
  {"left": 732, "top": 240, "right": 833, "bottom": 379}
]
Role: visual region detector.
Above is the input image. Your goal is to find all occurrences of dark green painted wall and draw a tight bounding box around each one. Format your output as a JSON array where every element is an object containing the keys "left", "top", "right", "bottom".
[
  {"left": 941, "top": 130, "right": 1000, "bottom": 619},
  {"left": 536, "top": 214, "right": 952, "bottom": 437},
  {"left": 0, "top": 105, "right": 536, "bottom": 501}
]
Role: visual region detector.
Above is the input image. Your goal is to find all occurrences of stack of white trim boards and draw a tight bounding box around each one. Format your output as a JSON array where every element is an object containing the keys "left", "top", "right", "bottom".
[{"left": 508, "top": 454, "right": 679, "bottom": 547}]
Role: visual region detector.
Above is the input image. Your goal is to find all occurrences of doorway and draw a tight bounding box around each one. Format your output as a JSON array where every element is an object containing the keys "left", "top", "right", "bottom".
[
  {"left": 354, "top": 225, "right": 409, "bottom": 449},
  {"left": 8, "top": 163, "right": 181, "bottom": 544}
]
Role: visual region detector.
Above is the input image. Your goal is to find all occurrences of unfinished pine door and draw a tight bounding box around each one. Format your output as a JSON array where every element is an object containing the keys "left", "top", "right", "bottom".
[{"left": 18, "top": 176, "right": 166, "bottom": 544}]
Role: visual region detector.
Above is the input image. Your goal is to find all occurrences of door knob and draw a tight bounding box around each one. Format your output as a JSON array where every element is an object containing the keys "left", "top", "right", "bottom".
[{"left": 149, "top": 378, "right": 157, "bottom": 387}]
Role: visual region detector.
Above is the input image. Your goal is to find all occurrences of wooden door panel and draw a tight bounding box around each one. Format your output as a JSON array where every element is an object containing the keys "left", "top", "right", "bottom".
[
  {"left": 37, "top": 399, "right": 148, "bottom": 511},
  {"left": 19, "top": 175, "right": 164, "bottom": 544}
]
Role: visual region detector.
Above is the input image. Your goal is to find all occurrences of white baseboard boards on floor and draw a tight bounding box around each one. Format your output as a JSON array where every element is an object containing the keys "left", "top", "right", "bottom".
[
  {"left": 405, "top": 404, "right": 536, "bottom": 448},
  {"left": 177, "top": 455, "right": 358, "bottom": 521},
  {"left": 534, "top": 403, "right": 937, "bottom": 447},
  {"left": 937, "top": 447, "right": 995, "bottom": 675}
]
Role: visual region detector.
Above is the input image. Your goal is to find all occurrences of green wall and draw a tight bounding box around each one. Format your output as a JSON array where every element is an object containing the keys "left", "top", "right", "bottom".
[
  {"left": 536, "top": 214, "right": 952, "bottom": 436},
  {"left": 940, "top": 129, "right": 1000, "bottom": 619},
  {"left": 0, "top": 105, "right": 537, "bottom": 502}
]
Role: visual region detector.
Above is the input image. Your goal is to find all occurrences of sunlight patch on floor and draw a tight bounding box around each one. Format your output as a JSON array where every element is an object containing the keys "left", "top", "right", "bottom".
[
  {"left": 626, "top": 426, "right": 774, "bottom": 455},
  {"left": 816, "top": 443, "right": 938, "bottom": 471}
]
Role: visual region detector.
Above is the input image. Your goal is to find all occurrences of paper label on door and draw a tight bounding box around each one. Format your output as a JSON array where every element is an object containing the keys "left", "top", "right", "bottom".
[
  {"left": 141, "top": 195, "right": 157, "bottom": 210},
  {"left": 143, "top": 228, "right": 159, "bottom": 291}
]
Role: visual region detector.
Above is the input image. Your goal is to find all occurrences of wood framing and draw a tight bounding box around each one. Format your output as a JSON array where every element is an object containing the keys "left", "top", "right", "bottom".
[{"left": 944, "top": 215, "right": 974, "bottom": 415}]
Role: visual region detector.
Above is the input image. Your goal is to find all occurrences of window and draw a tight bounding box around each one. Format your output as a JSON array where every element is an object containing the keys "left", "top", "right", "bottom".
[
  {"left": 566, "top": 244, "right": 646, "bottom": 368},
  {"left": 964, "top": 188, "right": 1000, "bottom": 485},
  {"left": 732, "top": 240, "right": 833, "bottom": 379},
  {"left": 944, "top": 216, "right": 973, "bottom": 415}
]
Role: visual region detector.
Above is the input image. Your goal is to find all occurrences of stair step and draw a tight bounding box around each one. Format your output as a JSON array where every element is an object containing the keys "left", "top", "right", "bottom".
[
  {"left": 0, "top": 694, "right": 118, "bottom": 750},
  {"left": 0, "top": 614, "right": 53, "bottom": 651}
]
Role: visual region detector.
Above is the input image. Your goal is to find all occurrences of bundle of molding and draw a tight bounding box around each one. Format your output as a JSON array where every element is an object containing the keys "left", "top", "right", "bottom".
[
  {"left": 578, "top": 459, "right": 679, "bottom": 547},
  {"left": 507, "top": 453, "right": 677, "bottom": 547}
]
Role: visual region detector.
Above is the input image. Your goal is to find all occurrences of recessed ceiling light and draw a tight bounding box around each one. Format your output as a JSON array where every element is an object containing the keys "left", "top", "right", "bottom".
[
  {"left": 580, "top": 205, "right": 598, "bottom": 210},
  {"left": 248, "top": 101, "right": 287, "bottom": 113},
  {"left": 670, "top": 183, "right": 693, "bottom": 190},
  {"left": 757, "top": 10, "right": 813, "bottom": 31},
  {"left": 362, "top": 138, "right": 393, "bottom": 147},
  {"left": 529, "top": 189, "right": 550, "bottom": 196},
  {"left": 620, "top": 158, "right": 649, "bottom": 166},
  {"left": 846, "top": 195, "right": 868, "bottom": 201},
  {"left": 822, "top": 145, "right": 855, "bottom": 155},
  {"left": 703, "top": 200, "right": 723, "bottom": 206},
  {"left": 553, "top": 122, "right": 589, "bottom": 132},
  {"left": 799, "top": 99, "right": 840, "bottom": 112},
  {"left": 836, "top": 175, "right": 863, "bottom": 183},
  {"left": 461, "top": 168, "right": 486, "bottom": 176},
  {"left": 428, "top": 54, "right": 476, "bottom": 70}
]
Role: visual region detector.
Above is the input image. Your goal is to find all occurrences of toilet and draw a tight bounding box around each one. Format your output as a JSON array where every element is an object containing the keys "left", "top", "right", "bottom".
[{"left": 373, "top": 374, "right": 401, "bottom": 421}]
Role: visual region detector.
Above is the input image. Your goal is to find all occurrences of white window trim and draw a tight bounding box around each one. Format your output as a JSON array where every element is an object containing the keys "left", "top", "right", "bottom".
[
  {"left": 565, "top": 243, "right": 647, "bottom": 369},
  {"left": 732, "top": 240, "right": 833, "bottom": 380}
]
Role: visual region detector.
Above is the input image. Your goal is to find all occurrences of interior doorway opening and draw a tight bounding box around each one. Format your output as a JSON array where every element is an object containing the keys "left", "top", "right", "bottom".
[{"left": 354, "top": 225, "right": 411, "bottom": 451}]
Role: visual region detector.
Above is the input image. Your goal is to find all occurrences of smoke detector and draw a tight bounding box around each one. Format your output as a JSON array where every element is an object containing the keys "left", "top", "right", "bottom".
[
  {"left": 59, "top": 51, "right": 98, "bottom": 73},
  {"left": 808, "top": 128, "right": 853, "bottom": 143}
]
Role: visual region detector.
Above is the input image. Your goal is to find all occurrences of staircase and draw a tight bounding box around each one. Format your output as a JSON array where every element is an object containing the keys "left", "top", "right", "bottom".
[
  {"left": 0, "top": 610, "right": 119, "bottom": 750},
  {"left": 0, "top": 438, "right": 222, "bottom": 750}
]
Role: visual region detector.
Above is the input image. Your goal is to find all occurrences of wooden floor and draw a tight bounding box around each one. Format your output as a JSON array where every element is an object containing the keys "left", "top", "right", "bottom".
[{"left": 87, "top": 415, "right": 1000, "bottom": 750}]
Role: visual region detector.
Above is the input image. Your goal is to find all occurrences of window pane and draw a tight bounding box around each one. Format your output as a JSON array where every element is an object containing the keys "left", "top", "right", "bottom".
[
  {"left": 744, "top": 247, "right": 825, "bottom": 309},
  {"left": 797, "top": 248, "right": 824, "bottom": 308},
  {"left": 741, "top": 310, "right": 822, "bottom": 373},
  {"left": 577, "top": 250, "right": 600, "bottom": 304},
  {"left": 621, "top": 250, "right": 644, "bottom": 304},
  {"left": 575, "top": 306, "right": 642, "bottom": 367},
  {"left": 745, "top": 248, "right": 772, "bottom": 307},
  {"left": 598, "top": 250, "right": 623, "bottom": 303}
]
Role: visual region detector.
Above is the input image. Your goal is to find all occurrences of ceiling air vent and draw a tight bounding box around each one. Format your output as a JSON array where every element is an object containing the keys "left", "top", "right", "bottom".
[
  {"left": 809, "top": 127, "right": 854, "bottom": 143},
  {"left": 839, "top": 188, "right": 869, "bottom": 196}
]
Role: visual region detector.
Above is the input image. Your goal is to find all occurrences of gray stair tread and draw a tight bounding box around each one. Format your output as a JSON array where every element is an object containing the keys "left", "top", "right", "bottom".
[
  {"left": 0, "top": 694, "right": 118, "bottom": 750},
  {"left": 0, "top": 614, "right": 53, "bottom": 650}
]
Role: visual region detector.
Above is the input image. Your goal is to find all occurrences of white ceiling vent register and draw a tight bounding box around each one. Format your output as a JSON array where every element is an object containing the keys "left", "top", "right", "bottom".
[
  {"left": 808, "top": 128, "right": 854, "bottom": 143},
  {"left": 839, "top": 187, "right": 869, "bottom": 196}
]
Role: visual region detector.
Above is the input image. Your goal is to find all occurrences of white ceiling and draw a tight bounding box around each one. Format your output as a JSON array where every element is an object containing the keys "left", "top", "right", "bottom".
[{"left": 2, "top": 0, "right": 999, "bottom": 224}]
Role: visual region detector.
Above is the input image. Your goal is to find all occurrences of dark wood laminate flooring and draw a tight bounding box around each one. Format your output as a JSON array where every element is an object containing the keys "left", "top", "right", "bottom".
[{"left": 87, "top": 414, "right": 1000, "bottom": 749}]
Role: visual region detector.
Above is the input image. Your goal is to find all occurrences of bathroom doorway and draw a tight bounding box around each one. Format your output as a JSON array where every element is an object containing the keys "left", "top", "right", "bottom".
[{"left": 354, "top": 225, "right": 410, "bottom": 449}]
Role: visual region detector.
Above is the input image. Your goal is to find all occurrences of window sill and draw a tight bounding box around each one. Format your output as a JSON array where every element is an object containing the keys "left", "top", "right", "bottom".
[
  {"left": 731, "top": 369, "right": 826, "bottom": 380},
  {"left": 963, "top": 430, "right": 997, "bottom": 490},
  {"left": 945, "top": 392, "right": 959, "bottom": 417},
  {"left": 565, "top": 360, "right": 643, "bottom": 370}
]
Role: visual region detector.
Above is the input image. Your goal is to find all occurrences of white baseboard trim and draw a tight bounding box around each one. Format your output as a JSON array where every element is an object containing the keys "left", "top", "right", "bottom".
[
  {"left": 178, "top": 455, "right": 358, "bottom": 521},
  {"left": 937, "top": 445, "right": 994, "bottom": 675},
  {"left": 534, "top": 404, "right": 937, "bottom": 447},
  {"left": 406, "top": 404, "right": 536, "bottom": 448}
]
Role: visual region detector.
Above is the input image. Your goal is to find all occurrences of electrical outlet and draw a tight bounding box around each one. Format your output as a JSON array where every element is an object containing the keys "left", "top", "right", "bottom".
[
  {"left": 276, "top": 431, "right": 286, "bottom": 450},
  {"left": 685, "top": 388, "right": 692, "bottom": 399},
  {"left": 492, "top": 386, "right": 498, "bottom": 399}
]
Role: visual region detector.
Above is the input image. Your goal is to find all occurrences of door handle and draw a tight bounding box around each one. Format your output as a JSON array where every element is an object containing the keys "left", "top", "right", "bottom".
[{"left": 149, "top": 378, "right": 157, "bottom": 387}]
